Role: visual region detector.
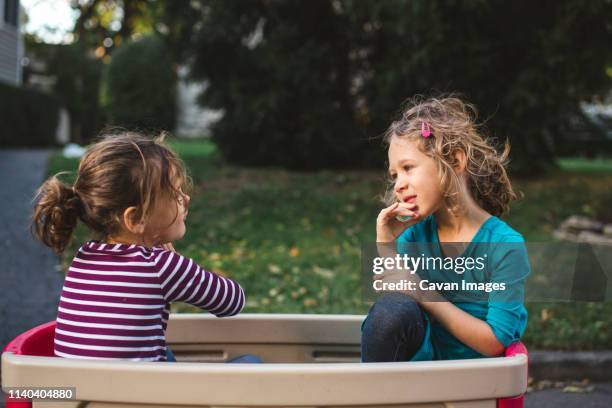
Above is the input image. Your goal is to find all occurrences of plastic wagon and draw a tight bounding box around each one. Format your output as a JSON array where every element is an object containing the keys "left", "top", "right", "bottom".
[{"left": 2, "top": 314, "right": 528, "bottom": 407}]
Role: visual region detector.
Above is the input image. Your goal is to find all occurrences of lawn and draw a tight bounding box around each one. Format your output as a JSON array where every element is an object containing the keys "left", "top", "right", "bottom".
[{"left": 46, "top": 140, "right": 612, "bottom": 350}]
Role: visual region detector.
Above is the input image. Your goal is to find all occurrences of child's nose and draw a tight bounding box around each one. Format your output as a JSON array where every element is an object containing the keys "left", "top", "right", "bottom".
[{"left": 394, "top": 176, "right": 408, "bottom": 194}]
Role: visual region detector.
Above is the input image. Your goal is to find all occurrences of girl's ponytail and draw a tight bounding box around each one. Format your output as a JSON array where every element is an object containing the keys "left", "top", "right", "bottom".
[{"left": 32, "top": 174, "right": 83, "bottom": 254}]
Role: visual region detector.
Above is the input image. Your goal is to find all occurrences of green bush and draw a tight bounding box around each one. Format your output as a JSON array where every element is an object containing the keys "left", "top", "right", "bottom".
[
  {"left": 26, "top": 38, "right": 106, "bottom": 145},
  {"left": 48, "top": 44, "right": 105, "bottom": 145},
  {"left": 105, "top": 35, "right": 176, "bottom": 131},
  {"left": 0, "top": 82, "right": 60, "bottom": 147}
]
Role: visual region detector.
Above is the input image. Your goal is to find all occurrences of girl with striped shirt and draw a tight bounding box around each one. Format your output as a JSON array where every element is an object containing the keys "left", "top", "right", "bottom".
[{"left": 32, "top": 132, "right": 247, "bottom": 362}]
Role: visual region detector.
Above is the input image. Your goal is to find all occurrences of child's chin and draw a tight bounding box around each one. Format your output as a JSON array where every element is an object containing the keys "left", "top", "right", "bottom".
[
  {"left": 175, "top": 227, "right": 187, "bottom": 240},
  {"left": 170, "top": 233, "right": 185, "bottom": 242},
  {"left": 164, "top": 229, "right": 186, "bottom": 244}
]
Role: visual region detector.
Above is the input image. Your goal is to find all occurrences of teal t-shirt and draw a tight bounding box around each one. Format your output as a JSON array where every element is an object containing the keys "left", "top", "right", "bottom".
[{"left": 396, "top": 214, "right": 530, "bottom": 360}]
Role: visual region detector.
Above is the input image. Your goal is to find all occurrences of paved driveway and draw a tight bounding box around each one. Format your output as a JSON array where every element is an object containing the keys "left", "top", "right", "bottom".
[{"left": 0, "top": 149, "right": 63, "bottom": 351}]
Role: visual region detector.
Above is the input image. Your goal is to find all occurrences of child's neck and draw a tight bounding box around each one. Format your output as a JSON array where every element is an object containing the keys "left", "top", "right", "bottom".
[
  {"left": 106, "top": 232, "right": 149, "bottom": 247},
  {"left": 434, "top": 203, "right": 491, "bottom": 242},
  {"left": 434, "top": 203, "right": 491, "bottom": 259}
]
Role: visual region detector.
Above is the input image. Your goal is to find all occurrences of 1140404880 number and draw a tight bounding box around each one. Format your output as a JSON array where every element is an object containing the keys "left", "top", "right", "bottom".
[{"left": 3, "top": 387, "right": 75, "bottom": 401}]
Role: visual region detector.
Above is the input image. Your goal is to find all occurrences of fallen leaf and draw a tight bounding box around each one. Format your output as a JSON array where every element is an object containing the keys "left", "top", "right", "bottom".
[
  {"left": 268, "top": 264, "right": 281, "bottom": 274},
  {"left": 313, "top": 265, "right": 334, "bottom": 279},
  {"left": 303, "top": 298, "right": 318, "bottom": 307},
  {"left": 540, "top": 308, "right": 552, "bottom": 322}
]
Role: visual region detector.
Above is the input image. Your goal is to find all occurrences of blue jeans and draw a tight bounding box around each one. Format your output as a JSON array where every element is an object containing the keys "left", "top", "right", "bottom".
[
  {"left": 361, "top": 293, "right": 426, "bottom": 362},
  {"left": 165, "top": 347, "right": 263, "bottom": 363}
]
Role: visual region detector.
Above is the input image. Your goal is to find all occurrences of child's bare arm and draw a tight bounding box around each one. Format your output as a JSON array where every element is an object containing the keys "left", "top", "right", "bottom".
[
  {"left": 421, "top": 301, "right": 505, "bottom": 357},
  {"left": 373, "top": 248, "right": 505, "bottom": 357}
]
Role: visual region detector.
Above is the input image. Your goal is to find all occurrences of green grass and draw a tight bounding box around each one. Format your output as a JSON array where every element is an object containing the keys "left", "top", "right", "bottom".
[
  {"left": 46, "top": 145, "right": 612, "bottom": 350},
  {"left": 558, "top": 157, "right": 612, "bottom": 173},
  {"left": 168, "top": 138, "right": 218, "bottom": 159}
]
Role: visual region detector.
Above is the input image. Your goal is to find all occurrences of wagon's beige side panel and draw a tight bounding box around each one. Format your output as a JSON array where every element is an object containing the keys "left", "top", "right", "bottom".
[
  {"left": 2, "top": 353, "right": 525, "bottom": 407},
  {"left": 166, "top": 313, "right": 363, "bottom": 363},
  {"left": 71, "top": 403, "right": 493, "bottom": 408},
  {"left": 31, "top": 403, "right": 81, "bottom": 408},
  {"left": 33, "top": 402, "right": 493, "bottom": 408},
  {"left": 4, "top": 314, "right": 525, "bottom": 408}
]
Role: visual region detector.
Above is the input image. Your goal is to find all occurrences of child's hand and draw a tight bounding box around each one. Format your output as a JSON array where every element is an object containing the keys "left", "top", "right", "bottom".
[{"left": 376, "top": 201, "right": 422, "bottom": 242}]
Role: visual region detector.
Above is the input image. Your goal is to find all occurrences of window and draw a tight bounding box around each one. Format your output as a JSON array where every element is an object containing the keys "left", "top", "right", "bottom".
[{"left": 4, "top": 0, "right": 18, "bottom": 27}]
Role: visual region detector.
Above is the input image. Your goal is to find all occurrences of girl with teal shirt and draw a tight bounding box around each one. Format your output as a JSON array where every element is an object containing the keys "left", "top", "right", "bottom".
[{"left": 361, "top": 96, "right": 530, "bottom": 362}]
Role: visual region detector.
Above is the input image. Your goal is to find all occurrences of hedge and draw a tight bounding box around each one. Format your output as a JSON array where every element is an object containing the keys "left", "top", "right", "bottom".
[
  {"left": 0, "top": 82, "right": 60, "bottom": 147},
  {"left": 105, "top": 35, "right": 176, "bottom": 131}
]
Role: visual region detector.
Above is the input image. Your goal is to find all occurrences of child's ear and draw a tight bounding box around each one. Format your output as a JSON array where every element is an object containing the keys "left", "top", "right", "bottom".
[
  {"left": 453, "top": 150, "right": 468, "bottom": 175},
  {"left": 123, "top": 207, "right": 145, "bottom": 235}
]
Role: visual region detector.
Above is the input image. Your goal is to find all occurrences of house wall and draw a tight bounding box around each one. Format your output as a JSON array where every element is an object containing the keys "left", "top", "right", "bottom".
[
  {"left": 0, "top": 0, "right": 22, "bottom": 85},
  {"left": 175, "top": 65, "right": 223, "bottom": 138}
]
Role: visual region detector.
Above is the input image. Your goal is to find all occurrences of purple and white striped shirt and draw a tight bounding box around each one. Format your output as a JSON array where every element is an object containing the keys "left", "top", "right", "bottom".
[{"left": 54, "top": 241, "right": 245, "bottom": 361}]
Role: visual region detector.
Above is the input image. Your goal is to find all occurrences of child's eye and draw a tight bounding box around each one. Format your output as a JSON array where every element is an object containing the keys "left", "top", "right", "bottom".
[
  {"left": 403, "top": 165, "right": 412, "bottom": 171},
  {"left": 389, "top": 173, "right": 397, "bottom": 180}
]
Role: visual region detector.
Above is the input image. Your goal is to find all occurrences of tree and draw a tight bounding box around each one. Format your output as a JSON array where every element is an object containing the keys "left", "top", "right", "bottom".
[
  {"left": 25, "top": 35, "right": 105, "bottom": 145},
  {"left": 140, "top": 1, "right": 612, "bottom": 171},
  {"left": 71, "top": 0, "right": 154, "bottom": 60},
  {"left": 183, "top": 0, "right": 367, "bottom": 169},
  {"left": 347, "top": 0, "right": 612, "bottom": 173},
  {"left": 52, "top": 0, "right": 163, "bottom": 142}
]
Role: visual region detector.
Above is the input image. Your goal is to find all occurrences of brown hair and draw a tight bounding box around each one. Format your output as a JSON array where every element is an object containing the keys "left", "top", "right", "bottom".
[
  {"left": 383, "top": 95, "right": 518, "bottom": 217},
  {"left": 32, "top": 131, "right": 191, "bottom": 254}
]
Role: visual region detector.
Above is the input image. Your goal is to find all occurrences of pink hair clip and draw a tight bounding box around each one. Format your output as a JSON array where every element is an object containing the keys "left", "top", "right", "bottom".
[{"left": 421, "top": 122, "right": 432, "bottom": 138}]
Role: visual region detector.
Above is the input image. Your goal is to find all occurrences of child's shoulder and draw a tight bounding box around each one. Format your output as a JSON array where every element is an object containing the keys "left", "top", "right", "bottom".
[
  {"left": 78, "top": 240, "right": 167, "bottom": 260},
  {"left": 397, "top": 214, "right": 434, "bottom": 243},
  {"left": 480, "top": 216, "right": 525, "bottom": 243},
  {"left": 398, "top": 214, "right": 525, "bottom": 243}
]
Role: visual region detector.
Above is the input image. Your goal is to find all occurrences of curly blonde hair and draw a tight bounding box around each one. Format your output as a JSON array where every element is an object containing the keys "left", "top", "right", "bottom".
[{"left": 383, "top": 95, "right": 518, "bottom": 217}]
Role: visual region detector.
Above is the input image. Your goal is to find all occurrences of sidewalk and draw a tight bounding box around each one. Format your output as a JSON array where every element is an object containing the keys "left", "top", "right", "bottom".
[
  {"left": 526, "top": 381, "right": 612, "bottom": 407},
  {"left": 0, "top": 149, "right": 62, "bottom": 351},
  {"left": 530, "top": 350, "right": 612, "bottom": 381}
]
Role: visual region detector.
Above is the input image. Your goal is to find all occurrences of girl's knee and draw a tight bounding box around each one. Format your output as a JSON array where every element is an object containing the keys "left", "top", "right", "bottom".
[
  {"left": 362, "top": 293, "right": 423, "bottom": 334},
  {"left": 372, "top": 293, "right": 421, "bottom": 318}
]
